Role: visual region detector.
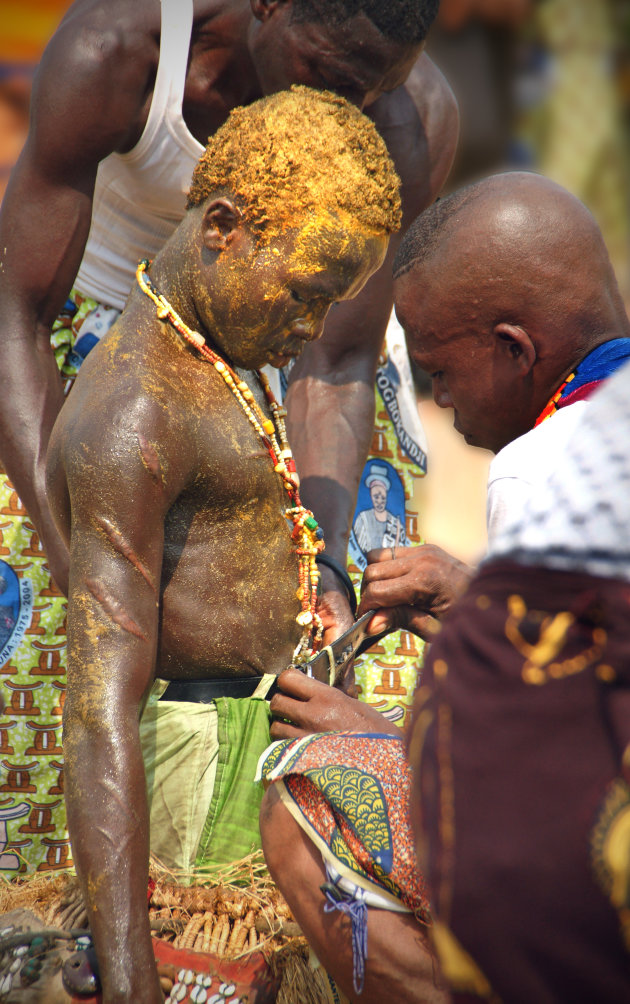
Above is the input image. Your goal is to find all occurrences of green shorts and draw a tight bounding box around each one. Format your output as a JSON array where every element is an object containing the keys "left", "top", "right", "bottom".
[{"left": 140, "top": 677, "right": 274, "bottom": 871}]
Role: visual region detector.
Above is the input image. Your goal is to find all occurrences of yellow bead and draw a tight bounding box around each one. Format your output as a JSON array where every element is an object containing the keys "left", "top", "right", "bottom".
[{"left": 263, "top": 419, "right": 275, "bottom": 435}]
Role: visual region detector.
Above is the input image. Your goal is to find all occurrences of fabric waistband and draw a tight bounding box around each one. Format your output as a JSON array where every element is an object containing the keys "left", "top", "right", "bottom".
[{"left": 161, "top": 675, "right": 279, "bottom": 703}]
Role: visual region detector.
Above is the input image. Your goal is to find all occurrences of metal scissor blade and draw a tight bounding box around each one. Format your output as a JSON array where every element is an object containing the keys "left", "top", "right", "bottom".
[{"left": 297, "top": 610, "right": 391, "bottom": 685}]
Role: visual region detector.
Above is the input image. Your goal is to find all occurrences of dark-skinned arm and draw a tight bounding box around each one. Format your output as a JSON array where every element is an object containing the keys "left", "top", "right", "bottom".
[
  {"left": 0, "top": 5, "right": 157, "bottom": 594},
  {"left": 270, "top": 668, "right": 401, "bottom": 741},
  {"left": 270, "top": 539, "right": 472, "bottom": 742},
  {"left": 357, "top": 544, "right": 473, "bottom": 640},
  {"left": 269, "top": 538, "right": 471, "bottom": 739},
  {"left": 286, "top": 55, "right": 458, "bottom": 643},
  {"left": 56, "top": 403, "right": 186, "bottom": 1004}
]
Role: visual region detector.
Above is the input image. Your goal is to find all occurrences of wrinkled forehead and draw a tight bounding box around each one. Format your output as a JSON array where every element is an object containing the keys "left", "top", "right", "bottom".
[
  {"left": 277, "top": 212, "right": 383, "bottom": 270},
  {"left": 394, "top": 263, "right": 441, "bottom": 335},
  {"left": 293, "top": 13, "right": 421, "bottom": 91},
  {"left": 394, "top": 268, "right": 474, "bottom": 369}
]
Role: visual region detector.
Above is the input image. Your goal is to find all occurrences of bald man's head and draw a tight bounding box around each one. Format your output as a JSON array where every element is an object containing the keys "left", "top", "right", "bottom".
[
  {"left": 398, "top": 172, "right": 601, "bottom": 270},
  {"left": 394, "top": 172, "right": 630, "bottom": 453}
]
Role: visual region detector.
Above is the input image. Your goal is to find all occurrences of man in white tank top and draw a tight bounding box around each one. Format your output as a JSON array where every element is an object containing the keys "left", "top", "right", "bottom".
[{"left": 0, "top": 0, "right": 457, "bottom": 873}]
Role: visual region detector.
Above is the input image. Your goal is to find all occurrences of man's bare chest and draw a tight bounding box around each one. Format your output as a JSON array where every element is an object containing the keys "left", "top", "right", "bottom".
[{"left": 178, "top": 371, "right": 288, "bottom": 519}]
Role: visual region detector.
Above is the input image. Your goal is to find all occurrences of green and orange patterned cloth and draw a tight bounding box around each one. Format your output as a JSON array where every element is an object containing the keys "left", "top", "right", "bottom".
[
  {"left": 0, "top": 296, "right": 427, "bottom": 873},
  {"left": 347, "top": 315, "right": 428, "bottom": 728},
  {"left": 257, "top": 729, "right": 430, "bottom": 993},
  {"left": 257, "top": 730, "right": 430, "bottom": 919},
  {"left": 0, "top": 289, "right": 118, "bottom": 875}
]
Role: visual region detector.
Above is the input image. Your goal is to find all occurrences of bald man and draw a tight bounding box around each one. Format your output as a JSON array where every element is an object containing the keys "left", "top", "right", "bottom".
[
  {"left": 411, "top": 361, "right": 630, "bottom": 1004},
  {"left": 358, "top": 170, "right": 630, "bottom": 636},
  {"left": 260, "top": 172, "right": 630, "bottom": 1001}
]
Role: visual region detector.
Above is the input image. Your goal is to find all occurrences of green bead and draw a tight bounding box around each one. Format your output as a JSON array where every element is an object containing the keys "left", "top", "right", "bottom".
[{"left": 304, "top": 516, "right": 318, "bottom": 530}]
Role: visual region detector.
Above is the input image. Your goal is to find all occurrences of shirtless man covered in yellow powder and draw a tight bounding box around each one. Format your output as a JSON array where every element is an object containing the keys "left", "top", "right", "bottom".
[{"left": 45, "top": 87, "right": 398, "bottom": 1004}]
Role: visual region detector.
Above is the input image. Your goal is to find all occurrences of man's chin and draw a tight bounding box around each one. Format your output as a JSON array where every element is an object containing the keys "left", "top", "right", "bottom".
[
  {"left": 458, "top": 425, "right": 478, "bottom": 447},
  {"left": 462, "top": 430, "right": 493, "bottom": 451}
]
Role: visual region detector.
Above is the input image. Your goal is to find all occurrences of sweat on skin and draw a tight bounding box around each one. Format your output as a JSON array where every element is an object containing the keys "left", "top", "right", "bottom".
[{"left": 45, "top": 87, "right": 399, "bottom": 1004}]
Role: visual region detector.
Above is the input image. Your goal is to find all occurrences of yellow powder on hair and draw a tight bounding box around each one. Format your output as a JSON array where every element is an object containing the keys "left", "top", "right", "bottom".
[{"left": 187, "top": 85, "right": 401, "bottom": 239}]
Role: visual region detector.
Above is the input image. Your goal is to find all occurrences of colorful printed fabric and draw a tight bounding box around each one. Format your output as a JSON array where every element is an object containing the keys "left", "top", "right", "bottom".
[
  {"left": 0, "top": 289, "right": 121, "bottom": 874},
  {"left": 535, "top": 337, "right": 630, "bottom": 425},
  {"left": 0, "top": 289, "right": 427, "bottom": 873},
  {"left": 257, "top": 731, "right": 430, "bottom": 921},
  {"left": 348, "top": 316, "right": 428, "bottom": 728},
  {"left": 270, "top": 313, "right": 429, "bottom": 725},
  {"left": 414, "top": 561, "right": 630, "bottom": 1003}
]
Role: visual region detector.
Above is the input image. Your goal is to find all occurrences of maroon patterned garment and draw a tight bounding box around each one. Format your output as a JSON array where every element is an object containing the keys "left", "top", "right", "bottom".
[{"left": 413, "top": 561, "right": 630, "bottom": 1004}]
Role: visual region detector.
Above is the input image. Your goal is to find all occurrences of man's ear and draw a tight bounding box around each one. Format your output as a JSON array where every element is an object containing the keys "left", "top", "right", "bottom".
[
  {"left": 201, "top": 198, "right": 243, "bottom": 253},
  {"left": 250, "top": 0, "right": 289, "bottom": 22},
  {"left": 494, "top": 322, "right": 536, "bottom": 375}
]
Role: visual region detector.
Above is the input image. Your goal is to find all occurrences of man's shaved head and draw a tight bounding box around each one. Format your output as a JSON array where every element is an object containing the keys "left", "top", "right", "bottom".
[
  {"left": 394, "top": 172, "right": 625, "bottom": 350},
  {"left": 396, "top": 172, "right": 609, "bottom": 282},
  {"left": 394, "top": 172, "right": 630, "bottom": 453},
  {"left": 291, "top": 0, "right": 440, "bottom": 44}
]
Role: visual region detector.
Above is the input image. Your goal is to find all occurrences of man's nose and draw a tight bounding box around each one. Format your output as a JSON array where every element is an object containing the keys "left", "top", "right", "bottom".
[
  {"left": 293, "top": 320, "right": 323, "bottom": 343},
  {"left": 302, "top": 305, "right": 335, "bottom": 342}
]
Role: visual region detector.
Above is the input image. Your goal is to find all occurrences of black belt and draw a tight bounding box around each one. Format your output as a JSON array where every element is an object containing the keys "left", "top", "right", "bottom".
[{"left": 161, "top": 676, "right": 279, "bottom": 703}]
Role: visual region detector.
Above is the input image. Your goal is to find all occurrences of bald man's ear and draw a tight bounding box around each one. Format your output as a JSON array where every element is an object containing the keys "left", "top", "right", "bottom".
[
  {"left": 494, "top": 323, "right": 536, "bottom": 375},
  {"left": 201, "top": 198, "right": 244, "bottom": 253}
]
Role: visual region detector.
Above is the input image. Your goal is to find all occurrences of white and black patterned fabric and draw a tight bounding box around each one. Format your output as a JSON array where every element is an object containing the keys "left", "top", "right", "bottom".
[{"left": 487, "top": 359, "right": 630, "bottom": 580}]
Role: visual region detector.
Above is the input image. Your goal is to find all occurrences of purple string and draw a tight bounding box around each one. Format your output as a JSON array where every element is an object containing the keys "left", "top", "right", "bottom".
[{"left": 322, "top": 884, "right": 368, "bottom": 995}]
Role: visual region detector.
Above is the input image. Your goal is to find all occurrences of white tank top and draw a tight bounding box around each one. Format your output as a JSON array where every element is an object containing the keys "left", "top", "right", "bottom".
[{"left": 75, "top": 0, "right": 204, "bottom": 310}]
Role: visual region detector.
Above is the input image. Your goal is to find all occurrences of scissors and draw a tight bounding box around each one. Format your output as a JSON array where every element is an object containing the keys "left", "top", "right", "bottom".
[{"left": 294, "top": 609, "right": 390, "bottom": 687}]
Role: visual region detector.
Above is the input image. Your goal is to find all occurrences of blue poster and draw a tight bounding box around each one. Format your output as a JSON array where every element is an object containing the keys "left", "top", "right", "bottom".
[
  {"left": 349, "top": 460, "right": 410, "bottom": 571},
  {"left": 0, "top": 561, "right": 33, "bottom": 668}
]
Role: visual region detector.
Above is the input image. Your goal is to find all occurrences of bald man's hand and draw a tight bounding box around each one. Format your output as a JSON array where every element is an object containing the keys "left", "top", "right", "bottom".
[
  {"left": 357, "top": 544, "right": 473, "bottom": 640},
  {"left": 269, "top": 669, "right": 400, "bottom": 741}
]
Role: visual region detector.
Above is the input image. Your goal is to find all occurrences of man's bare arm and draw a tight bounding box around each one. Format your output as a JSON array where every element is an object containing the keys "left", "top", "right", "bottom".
[
  {"left": 57, "top": 400, "right": 186, "bottom": 1004},
  {"left": 285, "top": 56, "right": 458, "bottom": 640},
  {"left": 0, "top": 4, "right": 157, "bottom": 593}
]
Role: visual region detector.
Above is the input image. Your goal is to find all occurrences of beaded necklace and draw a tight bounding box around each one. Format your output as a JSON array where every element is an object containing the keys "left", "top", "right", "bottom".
[
  {"left": 136, "top": 259, "right": 324, "bottom": 663},
  {"left": 534, "top": 372, "right": 575, "bottom": 427}
]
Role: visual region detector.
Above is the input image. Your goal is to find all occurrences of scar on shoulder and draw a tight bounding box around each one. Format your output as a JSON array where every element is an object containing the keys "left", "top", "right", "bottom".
[
  {"left": 137, "top": 431, "right": 164, "bottom": 487},
  {"left": 94, "top": 516, "right": 157, "bottom": 594},
  {"left": 86, "top": 578, "right": 150, "bottom": 642}
]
